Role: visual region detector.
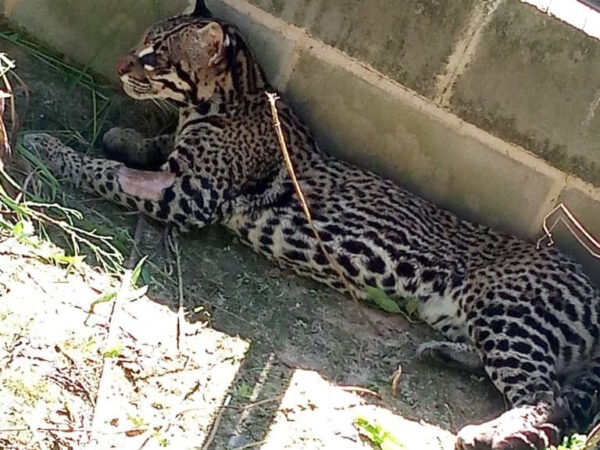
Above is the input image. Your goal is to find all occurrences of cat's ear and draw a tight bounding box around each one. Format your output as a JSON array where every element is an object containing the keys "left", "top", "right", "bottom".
[
  {"left": 191, "top": 0, "right": 212, "bottom": 17},
  {"left": 175, "top": 22, "right": 225, "bottom": 70}
]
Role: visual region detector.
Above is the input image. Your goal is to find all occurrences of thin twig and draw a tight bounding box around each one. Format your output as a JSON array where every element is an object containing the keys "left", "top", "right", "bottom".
[
  {"left": 0, "top": 426, "right": 175, "bottom": 436},
  {"left": 126, "top": 215, "right": 146, "bottom": 269},
  {"left": 444, "top": 403, "right": 457, "bottom": 434},
  {"left": 0, "top": 53, "right": 15, "bottom": 167},
  {"left": 232, "top": 440, "right": 268, "bottom": 450},
  {"left": 537, "top": 202, "right": 600, "bottom": 259},
  {"left": 390, "top": 365, "right": 402, "bottom": 397},
  {"left": 202, "top": 394, "right": 231, "bottom": 450},
  {"left": 167, "top": 230, "right": 185, "bottom": 352},
  {"left": 89, "top": 270, "right": 133, "bottom": 444},
  {"left": 135, "top": 404, "right": 211, "bottom": 449},
  {"left": 586, "top": 420, "right": 600, "bottom": 450},
  {"left": 7, "top": 69, "right": 30, "bottom": 148},
  {"left": 266, "top": 92, "right": 381, "bottom": 335},
  {"left": 340, "top": 386, "right": 381, "bottom": 398},
  {"left": 238, "top": 394, "right": 284, "bottom": 412}
]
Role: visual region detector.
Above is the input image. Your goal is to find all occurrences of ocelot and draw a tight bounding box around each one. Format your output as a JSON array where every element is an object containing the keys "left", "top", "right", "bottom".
[{"left": 24, "top": 2, "right": 600, "bottom": 448}]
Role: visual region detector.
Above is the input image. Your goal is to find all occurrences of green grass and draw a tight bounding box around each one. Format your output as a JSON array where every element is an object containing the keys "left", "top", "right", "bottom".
[
  {"left": 0, "top": 28, "right": 115, "bottom": 150},
  {"left": 354, "top": 416, "right": 406, "bottom": 450},
  {"left": 554, "top": 434, "right": 586, "bottom": 450},
  {"left": 0, "top": 32, "right": 127, "bottom": 274},
  {"left": 0, "top": 30, "right": 106, "bottom": 94}
]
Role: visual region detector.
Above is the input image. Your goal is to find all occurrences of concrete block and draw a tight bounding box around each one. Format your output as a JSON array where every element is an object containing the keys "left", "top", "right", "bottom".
[
  {"left": 286, "top": 52, "right": 557, "bottom": 238},
  {"left": 209, "top": 0, "right": 299, "bottom": 90},
  {"left": 451, "top": 0, "right": 600, "bottom": 187},
  {"left": 244, "top": 0, "right": 476, "bottom": 97},
  {"left": 2, "top": 0, "right": 188, "bottom": 81}
]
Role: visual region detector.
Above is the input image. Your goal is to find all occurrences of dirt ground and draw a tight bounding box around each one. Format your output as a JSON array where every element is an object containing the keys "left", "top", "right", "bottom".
[{"left": 0, "top": 32, "right": 504, "bottom": 450}]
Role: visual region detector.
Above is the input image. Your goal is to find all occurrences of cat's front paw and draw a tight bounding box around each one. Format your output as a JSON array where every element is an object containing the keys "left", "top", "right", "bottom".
[
  {"left": 23, "top": 133, "right": 71, "bottom": 170},
  {"left": 23, "top": 133, "right": 61, "bottom": 159},
  {"left": 23, "top": 133, "right": 84, "bottom": 181}
]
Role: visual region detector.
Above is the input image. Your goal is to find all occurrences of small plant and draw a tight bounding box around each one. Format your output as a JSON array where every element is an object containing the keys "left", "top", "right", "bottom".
[
  {"left": 365, "top": 287, "right": 419, "bottom": 322},
  {"left": 127, "top": 413, "right": 149, "bottom": 429},
  {"left": 153, "top": 430, "right": 169, "bottom": 447},
  {"left": 234, "top": 382, "right": 253, "bottom": 400},
  {"left": 354, "top": 416, "right": 405, "bottom": 450},
  {"left": 81, "top": 336, "right": 97, "bottom": 354},
  {"left": 131, "top": 255, "right": 149, "bottom": 286},
  {"left": 88, "top": 291, "right": 117, "bottom": 314},
  {"left": 3, "top": 376, "right": 50, "bottom": 406},
  {"left": 102, "top": 342, "right": 123, "bottom": 358},
  {"left": 554, "top": 433, "right": 586, "bottom": 450},
  {"left": 11, "top": 219, "right": 34, "bottom": 241}
]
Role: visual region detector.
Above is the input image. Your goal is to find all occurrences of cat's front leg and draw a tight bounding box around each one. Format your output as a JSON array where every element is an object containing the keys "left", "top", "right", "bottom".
[{"left": 24, "top": 133, "right": 218, "bottom": 230}]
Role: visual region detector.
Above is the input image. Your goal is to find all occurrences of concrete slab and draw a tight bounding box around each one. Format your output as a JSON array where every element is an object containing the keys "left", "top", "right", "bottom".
[
  {"left": 286, "top": 52, "right": 557, "bottom": 238},
  {"left": 244, "top": 0, "right": 476, "bottom": 97},
  {"left": 451, "top": 0, "right": 600, "bottom": 187}
]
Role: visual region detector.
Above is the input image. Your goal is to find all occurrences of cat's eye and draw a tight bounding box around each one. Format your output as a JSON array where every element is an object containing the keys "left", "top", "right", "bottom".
[
  {"left": 138, "top": 47, "right": 157, "bottom": 71},
  {"left": 139, "top": 54, "right": 157, "bottom": 71}
]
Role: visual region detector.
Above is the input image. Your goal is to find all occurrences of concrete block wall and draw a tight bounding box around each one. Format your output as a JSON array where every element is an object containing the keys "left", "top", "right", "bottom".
[
  {"left": 0, "top": 0, "right": 189, "bottom": 79},
  {"left": 2, "top": 0, "right": 600, "bottom": 281}
]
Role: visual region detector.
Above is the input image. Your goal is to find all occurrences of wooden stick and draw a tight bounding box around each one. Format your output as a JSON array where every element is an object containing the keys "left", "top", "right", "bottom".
[
  {"left": 266, "top": 92, "right": 380, "bottom": 335},
  {"left": 340, "top": 386, "right": 381, "bottom": 398},
  {"left": 202, "top": 394, "right": 231, "bottom": 450}
]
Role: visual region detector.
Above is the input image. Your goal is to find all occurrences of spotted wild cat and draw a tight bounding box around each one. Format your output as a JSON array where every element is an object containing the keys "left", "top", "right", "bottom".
[{"left": 24, "top": 2, "right": 600, "bottom": 449}]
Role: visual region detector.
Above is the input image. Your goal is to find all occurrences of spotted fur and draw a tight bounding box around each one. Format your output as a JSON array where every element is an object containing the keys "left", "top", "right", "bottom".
[{"left": 24, "top": 7, "right": 600, "bottom": 449}]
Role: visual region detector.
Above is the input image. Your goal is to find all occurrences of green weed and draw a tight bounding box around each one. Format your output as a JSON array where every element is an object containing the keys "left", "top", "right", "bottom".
[
  {"left": 365, "top": 287, "right": 419, "bottom": 323},
  {"left": 354, "top": 416, "right": 406, "bottom": 450},
  {"left": 102, "top": 342, "right": 123, "bottom": 359}
]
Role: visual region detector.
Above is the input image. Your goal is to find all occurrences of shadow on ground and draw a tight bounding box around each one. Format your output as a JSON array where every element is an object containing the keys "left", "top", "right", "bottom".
[{"left": 142, "top": 222, "right": 504, "bottom": 448}]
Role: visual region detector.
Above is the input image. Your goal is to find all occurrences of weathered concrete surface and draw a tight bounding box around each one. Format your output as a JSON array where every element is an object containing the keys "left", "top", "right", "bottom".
[
  {"left": 451, "top": 0, "right": 600, "bottom": 186},
  {"left": 286, "top": 52, "right": 558, "bottom": 239},
  {"left": 0, "top": 0, "right": 188, "bottom": 80},
  {"left": 244, "top": 0, "right": 475, "bottom": 97},
  {"left": 208, "top": 0, "right": 299, "bottom": 89}
]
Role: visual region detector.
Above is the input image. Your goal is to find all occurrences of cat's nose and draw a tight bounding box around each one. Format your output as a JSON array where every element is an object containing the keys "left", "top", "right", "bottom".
[{"left": 116, "top": 54, "right": 136, "bottom": 76}]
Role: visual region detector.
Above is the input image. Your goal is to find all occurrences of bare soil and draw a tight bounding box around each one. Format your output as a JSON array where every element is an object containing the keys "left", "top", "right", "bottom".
[{"left": 0, "top": 35, "right": 504, "bottom": 449}]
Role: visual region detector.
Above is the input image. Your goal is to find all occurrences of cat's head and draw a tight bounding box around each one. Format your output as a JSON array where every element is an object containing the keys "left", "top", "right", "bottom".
[{"left": 116, "top": 2, "right": 237, "bottom": 105}]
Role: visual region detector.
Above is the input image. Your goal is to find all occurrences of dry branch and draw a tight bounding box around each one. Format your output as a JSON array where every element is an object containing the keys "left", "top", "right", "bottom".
[
  {"left": 0, "top": 53, "right": 15, "bottom": 169},
  {"left": 201, "top": 394, "right": 231, "bottom": 450},
  {"left": 266, "top": 92, "right": 381, "bottom": 335}
]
